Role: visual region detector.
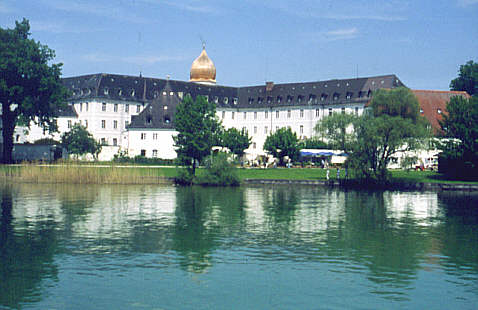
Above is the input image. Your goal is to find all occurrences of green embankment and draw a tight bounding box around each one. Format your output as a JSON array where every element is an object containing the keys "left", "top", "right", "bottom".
[{"left": 1, "top": 164, "right": 477, "bottom": 185}]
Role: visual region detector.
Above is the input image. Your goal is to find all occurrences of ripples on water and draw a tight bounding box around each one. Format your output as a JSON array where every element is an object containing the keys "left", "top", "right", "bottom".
[{"left": 0, "top": 183, "right": 477, "bottom": 309}]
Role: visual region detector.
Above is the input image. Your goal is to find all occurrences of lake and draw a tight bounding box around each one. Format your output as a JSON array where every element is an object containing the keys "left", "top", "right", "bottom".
[{"left": 0, "top": 183, "right": 477, "bottom": 309}]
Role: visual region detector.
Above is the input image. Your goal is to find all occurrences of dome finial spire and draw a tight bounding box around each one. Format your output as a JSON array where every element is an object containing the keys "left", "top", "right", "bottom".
[{"left": 190, "top": 43, "right": 216, "bottom": 85}]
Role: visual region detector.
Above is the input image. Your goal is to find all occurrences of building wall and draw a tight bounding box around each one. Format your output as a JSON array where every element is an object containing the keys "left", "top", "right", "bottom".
[{"left": 127, "top": 129, "right": 177, "bottom": 159}]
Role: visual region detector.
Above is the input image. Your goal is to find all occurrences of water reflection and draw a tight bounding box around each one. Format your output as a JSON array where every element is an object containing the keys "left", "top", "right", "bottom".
[{"left": 0, "top": 183, "right": 477, "bottom": 309}]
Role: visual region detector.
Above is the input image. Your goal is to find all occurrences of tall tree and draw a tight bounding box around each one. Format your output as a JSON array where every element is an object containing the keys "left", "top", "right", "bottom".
[
  {"left": 0, "top": 19, "right": 69, "bottom": 163},
  {"left": 438, "top": 96, "right": 478, "bottom": 180},
  {"left": 314, "top": 112, "right": 358, "bottom": 152},
  {"left": 450, "top": 60, "right": 478, "bottom": 97},
  {"left": 220, "top": 127, "right": 251, "bottom": 158},
  {"left": 173, "top": 95, "right": 221, "bottom": 176},
  {"left": 263, "top": 127, "right": 300, "bottom": 165},
  {"left": 61, "top": 124, "right": 101, "bottom": 160}
]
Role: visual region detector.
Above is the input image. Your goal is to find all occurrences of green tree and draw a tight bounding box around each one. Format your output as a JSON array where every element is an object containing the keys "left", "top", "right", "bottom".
[
  {"left": 450, "top": 60, "right": 478, "bottom": 97},
  {"left": 314, "top": 112, "right": 358, "bottom": 152},
  {"left": 297, "top": 137, "right": 328, "bottom": 150},
  {"left": 346, "top": 88, "right": 429, "bottom": 182},
  {"left": 220, "top": 127, "right": 251, "bottom": 158},
  {"left": 61, "top": 124, "right": 101, "bottom": 160},
  {"left": 173, "top": 95, "right": 221, "bottom": 176},
  {"left": 438, "top": 96, "right": 478, "bottom": 179},
  {"left": 263, "top": 127, "right": 300, "bottom": 165},
  {"left": 0, "top": 19, "right": 69, "bottom": 163}
]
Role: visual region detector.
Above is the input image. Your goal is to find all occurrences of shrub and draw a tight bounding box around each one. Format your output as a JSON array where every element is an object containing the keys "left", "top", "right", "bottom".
[{"left": 196, "top": 153, "right": 240, "bottom": 186}]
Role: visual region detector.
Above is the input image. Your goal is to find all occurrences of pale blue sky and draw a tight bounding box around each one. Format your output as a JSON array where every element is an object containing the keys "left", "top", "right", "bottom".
[{"left": 1, "top": 0, "right": 477, "bottom": 90}]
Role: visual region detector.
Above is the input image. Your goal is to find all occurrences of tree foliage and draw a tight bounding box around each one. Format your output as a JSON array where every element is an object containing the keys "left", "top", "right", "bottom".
[
  {"left": 61, "top": 124, "right": 101, "bottom": 159},
  {"left": 450, "top": 60, "right": 478, "bottom": 97},
  {"left": 263, "top": 127, "right": 300, "bottom": 164},
  {"left": 438, "top": 96, "right": 478, "bottom": 179},
  {"left": 298, "top": 137, "right": 328, "bottom": 149},
  {"left": 173, "top": 95, "right": 221, "bottom": 176},
  {"left": 220, "top": 127, "right": 251, "bottom": 158},
  {"left": 314, "top": 112, "right": 358, "bottom": 152},
  {"left": 0, "top": 19, "right": 69, "bottom": 163}
]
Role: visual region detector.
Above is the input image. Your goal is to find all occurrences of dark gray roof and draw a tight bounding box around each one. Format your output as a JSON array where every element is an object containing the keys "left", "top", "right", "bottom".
[
  {"left": 62, "top": 73, "right": 404, "bottom": 109},
  {"left": 127, "top": 80, "right": 179, "bottom": 130},
  {"left": 57, "top": 104, "right": 78, "bottom": 117}
]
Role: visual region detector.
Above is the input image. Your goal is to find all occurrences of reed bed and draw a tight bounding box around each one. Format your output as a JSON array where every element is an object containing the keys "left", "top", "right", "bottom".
[{"left": 0, "top": 164, "right": 174, "bottom": 184}]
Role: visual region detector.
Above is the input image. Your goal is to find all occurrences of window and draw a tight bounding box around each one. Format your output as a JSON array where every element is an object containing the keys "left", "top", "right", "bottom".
[
  {"left": 114, "top": 104, "right": 118, "bottom": 112},
  {"left": 248, "top": 98, "right": 254, "bottom": 104},
  {"left": 253, "top": 142, "right": 256, "bottom": 149},
  {"left": 113, "top": 120, "right": 118, "bottom": 129},
  {"left": 152, "top": 150, "right": 158, "bottom": 157},
  {"left": 233, "top": 98, "right": 238, "bottom": 105},
  {"left": 265, "top": 111, "right": 268, "bottom": 119},
  {"left": 113, "top": 138, "right": 117, "bottom": 146},
  {"left": 341, "top": 107, "right": 345, "bottom": 114},
  {"left": 321, "top": 93, "right": 327, "bottom": 101},
  {"left": 136, "top": 105, "right": 141, "bottom": 113},
  {"left": 243, "top": 112, "right": 247, "bottom": 119},
  {"left": 315, "top": 109, "right": 320, "bottom": 117},
  {"left": 287, "top": 95, "right": 293, "bottom": 103},
  {"left": 222, "top": 111, "right": 225, "bottom": 119},
  {"left": 329, "top": 108, "right": 333, "bottom": 116},
  {"left": 300, "top": 125, "right": 304, "bottom": 134},
  {"left": 346, "top": 92, "right": 352, "bottom": 100},
  {"left": 333, "top": 93, "right": 339, "bottom": 100},
  {"left": 86, "top": 102, "right": 88, "bottom": 111},
  {"left": 101, "top": 138, "right": 106, "bottom": 145},
  {"left": 309, "top": 94, "right": 316, "bottom": 103},
  {"left": 300, "top": 109, "right": 304, "bottom": 118},
  {"left": 232, "top": 112, "right": 235, "bottom": 120},
  {"left": 287, "top": 110, "right": 291, "bottom": 118},
  {"left": 276, "top": 110, "right": 280, "bottom": 118},
  {"left": 254, "top": 112, "right": 257, "bottom": 120},
  {"left": 214, "top": 96, "right": 219, "bottom": 104},
  {"left": 224, "top": 97, "right": 229, "bottom": 104},
  {"left": 254, "top": 126, "right": 257, "bottom": 134},
  {"left": 68, "top": 120, "right": 72, "bottom": 129},
  {"left": 101, "top": 120, "right": 106, "bottom": 128},
  {"left": 297, "top": 95, "right": 303, "bottom": 103},
  {"left": 267, "top": 96, "right": 272, "bottom": 104},
  {"left": 277, "top": 96, "right": 282, "bottom": 103},
  {"left": 102, "top": 102, "right": 106, "bottom": 111},
  {"left": 125, "top": 104, "right": 129, "bottom": 112},
  {"left": 141, "top": 149, "right": 146, "bottom": 156},
  {"left": 85, "top": 120, "right": 88, "bottom": 128},
  {"left": 153, "top": 133, "right": 158, "bottom": 140},
  {"left": 141, "top": 133, "right": 146, "bottom": 140},
  {"left": 125, "top": 120, "right": 129, "bottom": 128},
  {"left": 355, "top": 107, "right": 359, "bottom": 115},
  {"left": 80, "top": 102, "right": 83, "bottom": 112},
  {"left": 264, "top": 126, "right": 268, "bottom": 134}
]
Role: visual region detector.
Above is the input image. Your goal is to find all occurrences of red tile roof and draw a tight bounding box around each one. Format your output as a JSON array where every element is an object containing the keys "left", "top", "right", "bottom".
[{"left": 411, "top": 90, "right": 470, "bottom": 135}]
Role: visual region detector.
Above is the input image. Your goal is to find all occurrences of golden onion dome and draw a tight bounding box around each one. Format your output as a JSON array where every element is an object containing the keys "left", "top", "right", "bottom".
[{"left": 190, "top": 46, "right": 216, "bottom": 84}]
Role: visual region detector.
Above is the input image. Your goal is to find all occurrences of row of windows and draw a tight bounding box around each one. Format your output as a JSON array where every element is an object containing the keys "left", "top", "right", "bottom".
[
  {"left": 242, "top": 125, "right": 306, "bottom": 135},
  {"left": 221, "top": 107, "right": 360, "bottom": 120},
  {"left": 76, "top": 102, "right": 142, "bottom": 113},
  {"left": 140, "top": 133, "right": 159, "bottom": 140},
  {"left": 140, "top": 149, "right": 159, "bottom": 157},
  {"left": 247, "top": 90, "right": 371, "bottom": 105}
]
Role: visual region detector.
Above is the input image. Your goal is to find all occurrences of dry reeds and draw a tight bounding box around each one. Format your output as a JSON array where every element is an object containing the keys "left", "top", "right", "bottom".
[{"left": 0, "top": 164, "right": 174, "bottom": 185}]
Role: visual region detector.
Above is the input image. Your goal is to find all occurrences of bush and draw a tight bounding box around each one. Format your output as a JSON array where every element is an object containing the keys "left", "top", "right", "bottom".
[
  {"left": 175, "top": 168, "right": 194, "bottom": 185},
  {"left": 196, "top": 153, "right": 240, "bottom": 186}
]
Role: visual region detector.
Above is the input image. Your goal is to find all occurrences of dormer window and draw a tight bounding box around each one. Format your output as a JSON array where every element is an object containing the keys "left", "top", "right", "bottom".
[
  {"left": 214, "top": 96, "right": 219, "bottom": 104},
  {"left": 224, "top": 97, "right": 228, "bottom": 104},
  {"left": 277, "top": 96, "right": 282, "bottom": 103},
  {"left": 367, "top": 90, "right": 372, "bottom": 97},
  {"left": 146, "top": 115, "right": 152, "bottom": 124},
  {"left": 309, "top": 94, "right": 316, "bottom": 103},
  {"left": 297, "top": 95, "right": 303, "bottom": 103},
  {"left": 170, "top": 91, "right": 174, "bottom": 96},
  {"left": 258, "top": 97, "right": 263, "bottom": 104},
  {"left": 153, "top": 91, "right": 159, "bottom": 98},
  {"left": 164, "top": 106, "right": 168, "bottom": 110},
  {"left": 104, "top": 88, "right": 109, "bottom": 95},
  {"left": 267, "top": 96, "right": 273, "bottom": 104},
  {"left": 287, "top": 95, "right": 293, "bottom": 103},
  {"left": 131, "top": 90, "right": 135, "bottom": 97},
  {"left": 118, "top": 89, "right": 122, "bottom": 96},
  {"left": 333, "top": 93, "right": 339, "bottom": 100},
  {"left": 162, "top": 91, "right": 167, "bottom": 96},
  {"left": 346, "top": 92, "right": 353, "bottom": 100},
  {"left": 321, "top": 93, "right": 327, "bottom": 101},
  {"left": 233, "top": 98, "right": 238, "bottom": 105},
  {"left": 248, "top": 97, "right": 254, "bottom": 104},
  {"left": 164, "top": 116, "right": 171, "bottom": 123},
  {"left": 358, "top": 91, "right": 364, "bottom": 98}
]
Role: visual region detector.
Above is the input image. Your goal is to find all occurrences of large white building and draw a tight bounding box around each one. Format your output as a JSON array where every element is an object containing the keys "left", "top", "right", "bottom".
[{"left": 11, "top": 47, "right": 406, "bottom": 161}]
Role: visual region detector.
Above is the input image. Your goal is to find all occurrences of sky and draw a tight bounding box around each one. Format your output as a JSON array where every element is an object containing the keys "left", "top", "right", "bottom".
[{"left": 1, "top": 0, "right": 477, "bottom": 90}]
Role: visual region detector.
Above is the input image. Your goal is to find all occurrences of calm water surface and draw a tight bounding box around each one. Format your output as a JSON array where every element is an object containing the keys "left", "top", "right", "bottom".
[{"left": 0, "top": 183, "right": 477, "bottom": 309}]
